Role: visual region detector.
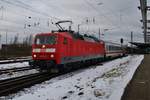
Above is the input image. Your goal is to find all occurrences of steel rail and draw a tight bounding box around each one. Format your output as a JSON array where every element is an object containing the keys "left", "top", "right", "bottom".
[
  {"left": 0, "top": 59, "right": 29, "bottom": 64},
  {"left": 0, "top": 66, "right": 33, "bottom": 75}
]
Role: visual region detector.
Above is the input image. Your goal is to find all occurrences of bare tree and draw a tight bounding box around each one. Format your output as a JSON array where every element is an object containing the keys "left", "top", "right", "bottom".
[
  {"left": 13, "top": 35, "right": 18, "bottom": 44},
  {"left": 28, "top": 34, "right": 33, "bottom": 45}
]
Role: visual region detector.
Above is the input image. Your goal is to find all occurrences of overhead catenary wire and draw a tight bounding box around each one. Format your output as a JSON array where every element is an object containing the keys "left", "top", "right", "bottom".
[
  {"left": 83, "top": 0, "right": 120, "bottom": 29},
  {"left": 0, "top": 3, "right": 56, "bottom": 33},
  {"left": 0, "top": 0, "right": 61, "bottom": 20},
  {"left": 83, "top": 0, "right": 143, "bottom": 43},
  {"left": 0, "top": 0, "right": 61, "bottom": 29},
  {"left": 84, "top": 0, "right": 138, "bottom": 30}
]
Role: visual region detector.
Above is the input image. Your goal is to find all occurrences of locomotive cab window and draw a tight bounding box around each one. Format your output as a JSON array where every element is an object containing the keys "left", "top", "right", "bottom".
[
  {"left": 63, "top": 38, "right": 68, "bottom": 44},
  {"left": 35, "top": 35, "right": 56, "bottom": 45}
]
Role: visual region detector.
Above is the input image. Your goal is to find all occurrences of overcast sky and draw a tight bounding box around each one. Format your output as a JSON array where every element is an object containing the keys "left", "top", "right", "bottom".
[{"left": 0, "top": 0, "right": 146, "bottom": 44}]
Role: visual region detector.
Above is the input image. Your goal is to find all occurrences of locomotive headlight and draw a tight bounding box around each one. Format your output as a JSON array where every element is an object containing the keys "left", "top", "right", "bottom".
[
  {"left": 50, "top": 54, "right": 54, "bottom": 58},
  {"left": 33, "top": 54, "right": 37, "bottom": 58},
  {"left": 33, "top": 49, "right": 40, "bottom": 53},
  {"left": 46, "top": 48, "right": 56, "bottom": 53},
  {"left": 42, "top": 45, "right": 46, "bottom": 48}
]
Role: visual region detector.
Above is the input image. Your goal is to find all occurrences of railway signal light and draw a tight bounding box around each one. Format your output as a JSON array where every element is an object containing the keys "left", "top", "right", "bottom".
[
  {"left": 120, "top": 38, "right": 123, "bottom": 44},
  {"left": 28, "top": 16, "right": 31, "bottom": 19}
]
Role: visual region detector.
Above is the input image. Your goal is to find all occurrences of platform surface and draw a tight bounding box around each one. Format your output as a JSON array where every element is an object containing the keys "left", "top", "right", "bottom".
[{"left": 122, "top": 54, "right": 150, "bottom": 100}]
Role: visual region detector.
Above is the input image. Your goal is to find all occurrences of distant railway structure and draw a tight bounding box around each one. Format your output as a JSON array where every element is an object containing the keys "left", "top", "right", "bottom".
[
  {"left": 131, "top": 0, "right": 150, "bottom": 54},
  {"left": 139, "top": 0, "right": 150, "bottom": 43}
]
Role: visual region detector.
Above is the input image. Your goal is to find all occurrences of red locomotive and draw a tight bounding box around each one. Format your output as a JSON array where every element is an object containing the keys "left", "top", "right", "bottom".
[{"left": 29, "top": 20, "right": 124, "bottom": 70}]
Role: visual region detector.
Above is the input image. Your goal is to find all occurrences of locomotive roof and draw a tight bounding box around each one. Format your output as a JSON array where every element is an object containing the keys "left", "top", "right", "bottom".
[
  {"left": 67, "top": 32, "right": 101, "bottom": 43},
  {"left": 36, "top": 31, "right": 102, "bottom": 43}
]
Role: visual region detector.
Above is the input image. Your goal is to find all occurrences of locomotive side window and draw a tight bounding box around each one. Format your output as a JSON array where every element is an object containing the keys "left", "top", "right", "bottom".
[
  {"left": 35, "top": 35, "right": 56, "bottom": 45},
  {"left": 63, "top": 38, "right": 68, "bottom": 44}
]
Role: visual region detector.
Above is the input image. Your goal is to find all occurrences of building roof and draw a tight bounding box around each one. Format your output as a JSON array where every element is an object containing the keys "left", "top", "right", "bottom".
[{"left": 130, "top": 42, "right": 150, "bottom": 48}]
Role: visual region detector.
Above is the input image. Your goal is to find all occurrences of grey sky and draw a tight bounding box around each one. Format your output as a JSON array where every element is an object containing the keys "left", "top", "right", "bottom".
[{"left": 0, "top": 0, "right": 145, "bottom": 44}]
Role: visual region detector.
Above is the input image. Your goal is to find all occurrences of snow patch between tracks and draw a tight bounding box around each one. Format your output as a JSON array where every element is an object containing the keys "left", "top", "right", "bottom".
[{"left": 0, "top": 62, "right": 38, "bottom": 80}]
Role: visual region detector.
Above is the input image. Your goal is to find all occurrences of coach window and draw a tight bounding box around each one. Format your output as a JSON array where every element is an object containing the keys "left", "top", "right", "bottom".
[{"left": 63, "top": 38, "right": 68, "bottom": 44}]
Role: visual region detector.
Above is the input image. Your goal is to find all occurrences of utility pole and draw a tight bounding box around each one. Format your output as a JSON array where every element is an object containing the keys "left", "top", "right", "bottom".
[
  {"left": 6, "top": 30, "right": 7, "bottom": 45},
  {"left": 0, "top": 34, "right": 1, "bottom": 49},
  {"left": 77, "top": 24, "right": 80, "bottom": 33},
  {"left": 0, "top": 34, "right": 2, "bottom": 56},
  {"left": 131, "top": 31, "right": 133, "bottom": 54},
  {"left": 98, "top": 28, "right": 101, "bottom": 40},
  {"left": 0, "top": 6, "right": 4, "bottom": 20},
  {"left": 131, "top": 32, "right": 133, "bottom": 46},
  {"left": 5, "top": 30, "right": 8, "bottom": 57}
]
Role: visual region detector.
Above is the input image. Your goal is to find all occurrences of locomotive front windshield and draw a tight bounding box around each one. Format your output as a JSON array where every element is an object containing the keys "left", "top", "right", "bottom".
[{"left": 35, "top": 35, "right": 56, "bottom": 45}]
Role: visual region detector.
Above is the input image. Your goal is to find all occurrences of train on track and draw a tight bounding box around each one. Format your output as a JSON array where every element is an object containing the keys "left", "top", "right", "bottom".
[{"left": 29, "top": 20, "right": 125, "bottom": 71}]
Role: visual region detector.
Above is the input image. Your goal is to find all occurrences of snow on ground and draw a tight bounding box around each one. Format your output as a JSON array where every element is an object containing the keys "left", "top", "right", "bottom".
[
  {"left": 3, "top": 55, "right": 144, "bottom": 100},
  {"left": 0, "top": 62, "right": 38, "bottom": 80},
  {"left": 0, "top": 69, "right": 38, "bottom": 80},
  {"left": 0, "top": 60, "right": 16, "bottom": 63},
  {"left": 0, "top": 59, "right": 28, "bottom": 63},
  {"left": 0, "top": 62, "right": 29, "bottom": 69}
]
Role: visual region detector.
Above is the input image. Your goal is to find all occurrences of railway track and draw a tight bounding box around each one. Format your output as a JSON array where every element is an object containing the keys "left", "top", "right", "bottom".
[
  {"left": 0, "top": 66, "right": 34, "bottom": 75},
  {"left": 0, "top": 72, "right": 57, "bottom": 96},
  {"left": 0, "top": 56, "right": 31, "bottom": 60},
  {"left": 0, "top": 59, "right": 30, "bottom": 64}
]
